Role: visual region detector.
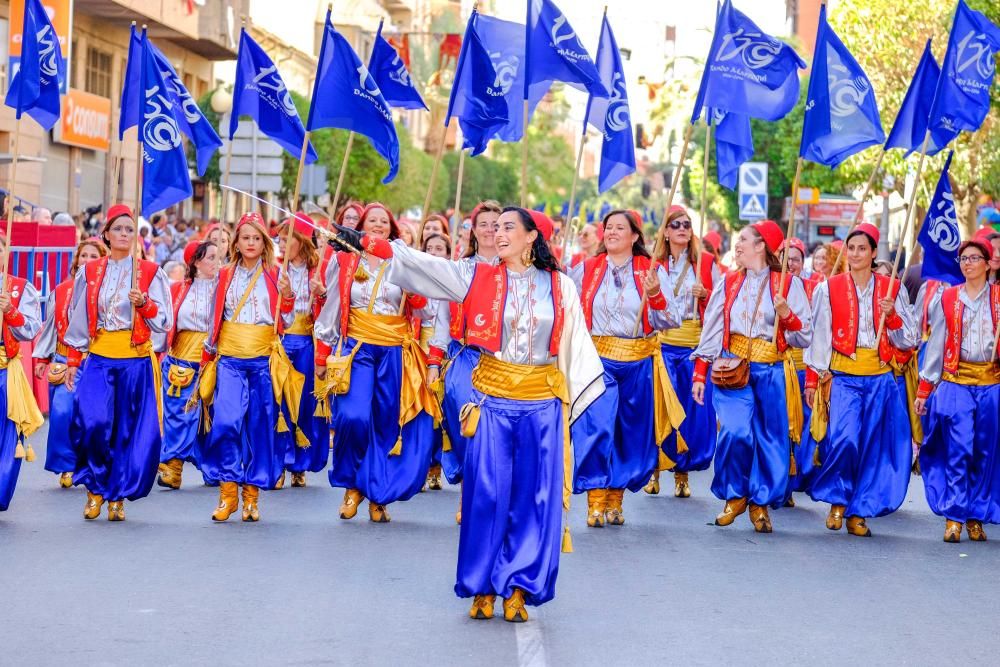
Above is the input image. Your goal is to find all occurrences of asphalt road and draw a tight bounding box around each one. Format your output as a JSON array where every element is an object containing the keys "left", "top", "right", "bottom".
[{"left": 3, "top": 422, "right": 999, "bottom": 666}]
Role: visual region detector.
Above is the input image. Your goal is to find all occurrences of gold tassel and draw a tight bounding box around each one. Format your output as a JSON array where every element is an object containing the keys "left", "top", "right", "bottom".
[
  {"left": 24, "top": 443, "right": 35, "bottom": 462},
  {"left": 354, "top": 260, "right": 369, "bottom": 282},
  {"left": 561, "top": 525, "right": 573, "bottom": 553},
  {"left": 675, "top": 432, "right": 689, "bottom": 455},
  {"left": 441, "top": 431, "right": 452, "bottom": 453},
  {"left": 314, "top": 395, "right": 331, "bottom": 418},
  {"left": 657, "top": 447, "right": 676, "bottom": 473},
  {"left": 295, "top": 428, "right": 310, "bottom": 448},
  {"left": 388, "top": 432, "right": 403, "bottom": 456},
  {"left": 276, "top": 412, "right": 290, "bottom": 433},
  {"left": 14, "top": 442, "right": 25, "bottom": 459},
  {"left": 813, "top": 445, "right": 822, "bottom": 468},
  {"left": 789, "top": 450, "right": 797, "bottom": 477}
]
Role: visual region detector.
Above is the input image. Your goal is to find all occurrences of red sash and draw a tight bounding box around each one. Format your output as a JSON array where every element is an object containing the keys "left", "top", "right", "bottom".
[
  {"left": 207, "top": 263, "right": 284, "bottom": 347},
  {"left": 580, "top": 254, "right": 653, "bottom": 335},
  {"left": 84, "top": 257, "right": 158, "bottom": 346},
  {"left": 940, "top": 284, "right": 1000, "bottom": 375},
  {"left": 720, "top": 270, "right": 794, "bottom": 353},
  {"left": 828, "top": 272, "right": 902, "bottom": 365}
]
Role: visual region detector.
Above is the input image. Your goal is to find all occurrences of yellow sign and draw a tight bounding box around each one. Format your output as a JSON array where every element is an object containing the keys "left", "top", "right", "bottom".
[
  {"left": 796, "top": 187, "right": 820, "bottom": 205},
  {"left": 54, "top": 89, "right": 111, "bottom": 152}
]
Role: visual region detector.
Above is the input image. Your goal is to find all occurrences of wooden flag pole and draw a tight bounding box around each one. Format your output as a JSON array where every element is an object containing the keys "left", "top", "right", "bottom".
[
  {"left": 875, "top": 130, "right": 932, "bottom": 345},
  {"left": 275, "top": 131, "right": 313, "bottom": 334},
  {"left": 560, "top": 133, "right": 587, "bottom": 261},
  {"left": 694, "top": 115, "right": 714, "bottom": 301},
  {"left": 421, "top": 121, "right": 450, "bottom": 219},
  {"left": 829, "top": 148, "right": 886, "bottom": 275},
  {"left": 130, "top": 125, "right": 144, "bottom": 326},
  {"left": 770, "top": 157, "right": 804, "bottom": 343},
  {"left": 520, "top": 99, "right": 529, "bottom": 207},
  {"left": 329, "top": 131, "right": 355, "bottom": 221},
  {"left": 2, "top": 118, "right": 22, "bottom": 281},
  {"left": 451, "top": 148, "right": 467, "bottom": 250}
]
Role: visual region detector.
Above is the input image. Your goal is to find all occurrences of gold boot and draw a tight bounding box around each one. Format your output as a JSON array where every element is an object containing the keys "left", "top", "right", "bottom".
[
  {"left": 502, "top": 589, "right": 529, "bottom": 623},
  {"left": 967, "top": 520, "right": 987, "bottom": 542},
  {"left": 944, "top": 520, "right": 962, "bottom": 543},
  {"left": 427, "top": 464, "right": 443, "bottom": 491},
  {"left": 749, "top": 504, "right": 772, "bottom": 533},
  {"left": 274, "top": 470, "right": 286, "bottom": 490},
  {"left": 59, "top": 472, "right": 73, "bottom": 489},
  {"left": 715, "top": 497, "right": 748, "bottom": 526},
  {"left": 469, "top": 594, "right": 496, "bottom": 620},
  {"left": 241, "top": 485, "right": 260, "bottom": 522},
  {"left": 156, "top": 459, "right": 183, "bottom": 490},
  {"left": 586, "top": 489, "right": 607, "bottom": 528},
  {"left": 644, "top": 470, "right": 661, "bottom": 495},
  {"left": 291, "top": 472, "right": 307, "bottom": 488},
  {"left": 211, "top": 482, "right": 239, "bottom": 522},
  {"left": 605, "top": 489, "right": 625, "bottom": 526},
  {"left": 107, "top": 500, "right": 125, "bottom": 522},
  {"left": 339, "top": 488, "right": 363, "bottom": 520},
  {"left": 826, "top": 504, "right": 845, "bottom": 531},
  {"left": 369, "top": 502, "right": 391, "bottom": 523},
  {"left": 83, "top": 492, "right": 104, "bottom": 520},
  {"left": 846, "top": 515, "right": 872, "bottom": 537},
  {"left": 673, "top": 472, "right": 691, "bottom": 498}
]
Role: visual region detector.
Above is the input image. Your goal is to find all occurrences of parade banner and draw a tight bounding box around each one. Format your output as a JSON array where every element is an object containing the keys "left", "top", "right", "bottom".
[
  {"left": 369, "top": 20, "right": 427, "bottom": 111},
  {"left": 5, "top": 0, "right": 66, "bottom": 130},
  {"left": 714, "top": 109, "right": 753, "bottom": 191},
  {"left": 8, "top": 0, "right": 70, "bottom": 94},
  {"left": 918, "top": 151, "right": 964, "bottom": 285},
  {"left": 884, "top": 39, "right": 942, "bottom": 157},
  {"left": 584, "top": 14, "right": 635, "bottom": 194},
  {"left": 447, "top": 10, "right": 509, "bottom": 157}
]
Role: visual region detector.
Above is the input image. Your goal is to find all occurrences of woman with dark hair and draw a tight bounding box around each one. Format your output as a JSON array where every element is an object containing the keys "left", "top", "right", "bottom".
[
  {"left": 65, "top": 205, "right": 173, "bottom": 521},
  {"left": 692, "top": 220, "right": 813, "bottom": 533},
  {"left": 274, "top": 214, "right": 328, "bottom": 489},
  {"left": 805, "top": 223, "right": 918, "bottom": 537},
  {"left": 156, "top": 240, "right": 219, "bottom": 490},
  {"left": 33, "top": 238, "right": 106, "bottom": 488},
  {"left": 915, "top": 238, "right": 1000, "bottom": 542},
  {"left": 569, "top": 210, "right": 684, "bottom": 527},
  {"left": 314, "top": 202, "right": 439, "bottom": 524},
  {"left": 647, "top": 205, "right": 721, "bottom": 498}
]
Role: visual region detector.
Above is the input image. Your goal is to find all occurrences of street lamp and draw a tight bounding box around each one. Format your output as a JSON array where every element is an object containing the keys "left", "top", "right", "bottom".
[{"left": 210, "top": 86, "right": 233, "bottom": 114}]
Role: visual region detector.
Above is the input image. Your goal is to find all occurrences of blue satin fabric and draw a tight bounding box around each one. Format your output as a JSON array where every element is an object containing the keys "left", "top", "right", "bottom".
[
  {"left": 43, "top": 353, "right": 76, "bottom": 474},
  {"left": 572, "top": 356, "right": 656, "bottom": 493},
  {"left": 788, "top": 368, "right": 817, "bottom": 495},
  {"left": 920, "top": 382, "right": 1000, "bottom": 523},
  {"left": 660, "top": 343, "right": 717, "bottom": 472},
  {"left": 201, "top": 355, "right": 283, "bottom": 488},
  {"left": 160, "top": 356, "right": 202, "bottom": 466},
  {"left": 280, "top": 333, "right": 329, "bottom": 473},
  {"left": 808, "top": 372, "right": 911, "bottom": 517},
  {"left": 439, "top": 341, "right": 477, "bottom": 484},
  {"left": 328, "top": 339, "right": 434, "bottom": 505},
  {"left": 456, "top": 394, "right": 563, "bottom": 606},
  {"left": 430, "top": 427, "right": 443, "bottom": 468},
  {"left": 711, "top": 361, "right": 790, "bottom": 506},
  {"left": 0, "top": 369, "right": 21, "bottom": 511},
  {"left": 71, "top": 355, "right": 161, "bottom": 502}
]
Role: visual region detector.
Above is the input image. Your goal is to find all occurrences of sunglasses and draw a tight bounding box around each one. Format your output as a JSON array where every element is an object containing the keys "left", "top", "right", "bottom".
[{"left": 667, "top": 220, "right": 692, "bottom": 230}]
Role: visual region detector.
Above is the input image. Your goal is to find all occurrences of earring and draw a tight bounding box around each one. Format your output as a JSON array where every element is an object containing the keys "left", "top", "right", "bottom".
[{"left": 521, "top": 245, "right": 533, "bottom": 266}]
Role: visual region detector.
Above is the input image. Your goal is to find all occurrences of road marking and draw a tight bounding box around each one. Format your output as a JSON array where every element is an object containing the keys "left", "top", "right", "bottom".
[{"left": 516, "top": 616, "right": 548, "bottom": 667}]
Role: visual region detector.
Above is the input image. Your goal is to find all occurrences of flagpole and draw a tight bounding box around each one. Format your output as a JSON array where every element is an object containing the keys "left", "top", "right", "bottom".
[
  {"left": 521, "top": 99, "right": 529, "bottom": 207},
  {"left": 276, "top": 131, "right": 313, "bottom": 334},
  {"left": 560, "top": 133, "right": 587, "bottom": 261},
  {"left": 329, "top": 131, "right": 355, "bottom": 219},
  {"left": 2, "top": 118, "right": 22, "bottom": 281},
  {"left": 875, "top": 129, "right": 932, "bottom": 345},
  {"left": 451, "top": 148, "right": 467, "bottom": 250},
  {"left": 829, "top": 148, "right": 886, "bottom": 275},
  {"left": 421, "top": 120, "right": 450, "bottom": 219},
  {"left": 771, "top": 157, "right": 804, "bottom": 343},
  {"left": 131, "top": 126, "right": 144, "bottom": 322},
  {"left": 694, "top": 115, "right": 714, "bottom": 307}
]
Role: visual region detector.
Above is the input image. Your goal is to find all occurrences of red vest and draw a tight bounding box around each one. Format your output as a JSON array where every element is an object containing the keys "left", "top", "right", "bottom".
[
  {"left": 580, "top": 254, "right": 655, "bottom": 336},
  {"left": 53, "top": 278, "right": 74, "bottom": 347},
  {"left": 828, "top": 272, "right": 903, "bottom": 365},
  {"left": 920, "top": 279, "right": 942, "bottom": 336},
  {"left": 333, "top": 252, "right": 420, "bottom": 338},
  {"left": 449, "top": 302, "right": 465, "bottom": 341},
  {"left": 721, "top": 270, "right": 794, "bottom": 353},
  {"left": 940, "top": 284, "right": 1000, "bottom": 375},
  {"left": 801, "top": 273, "right": 821, "bottom": 302},
  {"left": 207, "top": 263, "right": 284, "bottom": 347},
  {"left": 167, "top": 279, "right": 192, "bottom": 350},
  {"left": 84, "top": 257, "right": 159, "bottom": 346},
  {"left": 1, "top": 276, "right": 28, "bottom": 357},
  {"left": 463, "top": 264, "right": 563, "bottom": 357}
]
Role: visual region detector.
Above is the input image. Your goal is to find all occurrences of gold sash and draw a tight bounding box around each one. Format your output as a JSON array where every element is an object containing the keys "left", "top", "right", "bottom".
[
  {"left": 90, "top": 329, "right": 163, "bottom": 432},
  {"left": 171, "top": 330, "right": 207, "bottom": 363},
  {"left": 591, "top": 335, "right": 687, "bottom": 458},
  {"left": 811, "top": 349, "right": 890, "bottom": 444},
  {"left": 285, "top": 313, "right": 314, "bottom": 336},
  {"left": 892, "top": 355, "right": 923, "bottom": 443},
  {"left": 55, "top": 342, "right": 70, "bottom": 357},
  {"left": 419, "top": 325, "right": 434, "bottom": 354},
  {"left": 943, "top": 360, "right": 1000, "bottom": 386},
  {"left": 658, "top": 319, "right": 702, "bottom": 348},
  {"left": 0, "top": 347, "right": 43, "bottom": 439},
  {"left": 729, "top": 334, "right": 803, "bottom": 444}
]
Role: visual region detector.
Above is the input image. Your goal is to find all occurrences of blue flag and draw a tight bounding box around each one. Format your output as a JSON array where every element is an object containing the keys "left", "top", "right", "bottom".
[
  {"left": 713, "top": 108, "right": 754, "bottom": 190},
  {"left": 369, "top": 22, "right": 427, "bottom": 111},
  {"left": 560, "top": 201, "right": 569, "bottom": 217},
  {"left": 140, "top": 37, "right": 192, "bottom": 215},
  {"left": 692, "top": 0, "right": 805, "bottom": 124},
  {"left": 884, "top": 40, "right": 943, "bottom": 157},
  {"left": 584, "top": 15, "right": 635, "bottom": 193},
  {"left": 918, "top": 151, "right": 963, "bottom": 285},
  {"left": 308, "top": 10, "right": 399, "bottom": 183},
  {"left": 446, "top": 11, "right": 509, "bottom": 157},
  {"left": 800, "top": 5, "right": 884, "bottom": 168},
  {"left": 5, "top": 0, "right": 66, "bottom": 130},
  {"left": 232, "top": 28, "right": 317, "bottom": 163},
  {"left": 475, "top": 15, "right": 527, "bottom": 144},
  {"left": 525, "top": 0, "right": 607, "bottom": 117},
  {"left": 928, "top": 0, "right": 1000, "bottom": 150},
  {"left": 119, "top": 25, "right": 143, "bottom": 140}
]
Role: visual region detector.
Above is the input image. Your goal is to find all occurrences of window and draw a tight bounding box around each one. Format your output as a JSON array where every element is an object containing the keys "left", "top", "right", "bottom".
[{"left": 85, "top": 47, "right": 112, "bottom": 98}]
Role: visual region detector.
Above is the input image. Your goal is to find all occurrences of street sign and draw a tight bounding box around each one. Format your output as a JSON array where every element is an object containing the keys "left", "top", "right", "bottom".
[
  {"left": 301, "top": 164, "right": 328, "bottom": 198},
  {"left": 739, "top": 193, "right": 768, "bottom": 220},
  {"left": 219, "top": 116, "right": 287, "bottom": 195},
  {"left": 797, "top": 186, "right": 820, "bottom": 205}
]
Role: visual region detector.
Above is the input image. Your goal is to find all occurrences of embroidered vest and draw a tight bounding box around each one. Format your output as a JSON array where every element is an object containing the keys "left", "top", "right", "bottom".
[
  {"left": 54, "top": 279, "right": 74, "bottom": 346},
  {"left": 721, "top": 270, "right": 793, "bottom": 353},
  {"left": 167, "top": 279, "right": 192, "bottom": 350},
  {"left": 940, "top": 284, "right": 1000, "bottom": 375},
  {"left": 580, "top": 254, "right": 654, "bottom": 336},
  {"left": 84, "top": 257, "right": 158, "bottom": 346},
  {"left": 828, "top": 272, "right": 902, "bottom": 364},
  {"left": 207, "top": 263, "right": 284, "bottom": 347},
  {"left": 921, "top": 279, "right": 942, "bottom": 336}
]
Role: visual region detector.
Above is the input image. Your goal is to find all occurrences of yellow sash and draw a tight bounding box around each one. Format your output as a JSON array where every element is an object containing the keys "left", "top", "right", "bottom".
[
  {"left": 729, "top": 334, "right": 803, "bottom": 445},
  {"left": 90, "top": 329, "right": 163, "bottom": 433},
  {"left": 55, "top": 341, "right": 70, "bottom": 357},
  {"left": 285, "top": 313, "right": 314, "bottom": 336},
  {"left": 591, "top": 335, "right": 686, "bottom": 457},
  {"left": 811, "top": 349, "right": 888, "bottom": 444},
  {"left": 418, "top": 325, "right": 434, "bottom": 354},
  {"left": 171, "top": 330, "right": 207, "bottom": 363},
  {"left": 943, "top": 360, "right": 1000, "bottom": 386},
  {"left": 0, "top": 347, "right": 43, "bottom": 439},
  {"left": 346, "top": 308, "right": 442, "bottom": 453},
  {"left": 658, "top": 319, "right": 702, "bottom": 348},
  {"left": 892, "top": 355, "right": 923, "bottom": 443}
]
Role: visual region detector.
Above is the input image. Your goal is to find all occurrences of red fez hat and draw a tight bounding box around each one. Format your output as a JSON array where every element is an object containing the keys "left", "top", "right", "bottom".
[
  {"left": 703, "top": 230, "right": 723, "bottom": 251},
  {"left": 288, "top": 212, "right": 315, "bottom": 237},
  {"left": 848, "top": 222, "right": 880, "bottom": 246},
  {"left": 236, "top": 211, "right": 265, "bottom": 231},
  {"left": 783, "top": 237, "right": 806, "bottom": 256},
  {"left": 751, "top": 219, "right": 784, "bottom": 253},
  {"left": 106, "top": 204, "right": 133, "bottom": 225},
  {"left": 830, "top": 239, "right": 844, "bottom": 252},
  {"left": 960, "top": 238, "right": 993, "bottom": 261},
  {"left": 527, "top": 209, "right": 554, "bottom": 241},
  {"left": 183, "top": 240, "right": 201, "bottom": 266},
  {"left": 974, "top": 226, "right": 999, "bottom": 241},
  {"left": 669, "top": 205, "right": 688, "bottom": 217}
]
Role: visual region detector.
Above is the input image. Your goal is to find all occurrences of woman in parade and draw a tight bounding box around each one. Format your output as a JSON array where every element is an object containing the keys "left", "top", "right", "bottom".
[
  {"left": 275, "top": 213, "right": 328, "bottom": 489},
  {"left": 335, "top": 205, "right": 604, "bottom": 622},
  {"left": 419, "top": 231, "right": 452, "bottom": 491},
  {"left": 570, "top": 210, "right": 684, "bottom": 528},
  {"left": 804, "top": 223, "right": 918, "bottom": 537},
  {"left": 33, "top": 237, "right": 106, "bottom": 488},
  {"left": 691, "top": 220, "right": 812, "bottom": 533},
  {"left": 314, "top": 203, "right": 439, "bottom": 524},
  {"left": 646, "top": 206, "right": 720, "bottom": 498},
  {"left": 65, "top": 205, "right": 173, "bottom": 521},
  {"left": 420, "top": 214, "right": 448, "bottom": 247},
  {"left": 198, "top": 211, "right": 305, "bottom": 522},
  {"left": 915, "top": 238, "right": 1000, "bottom": 542},
  {"left": 336, "top": 202, "right": 364, "bottom": 231},
  {"left": 156, "top": 240, "right": 219, "bottom": 490}
]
